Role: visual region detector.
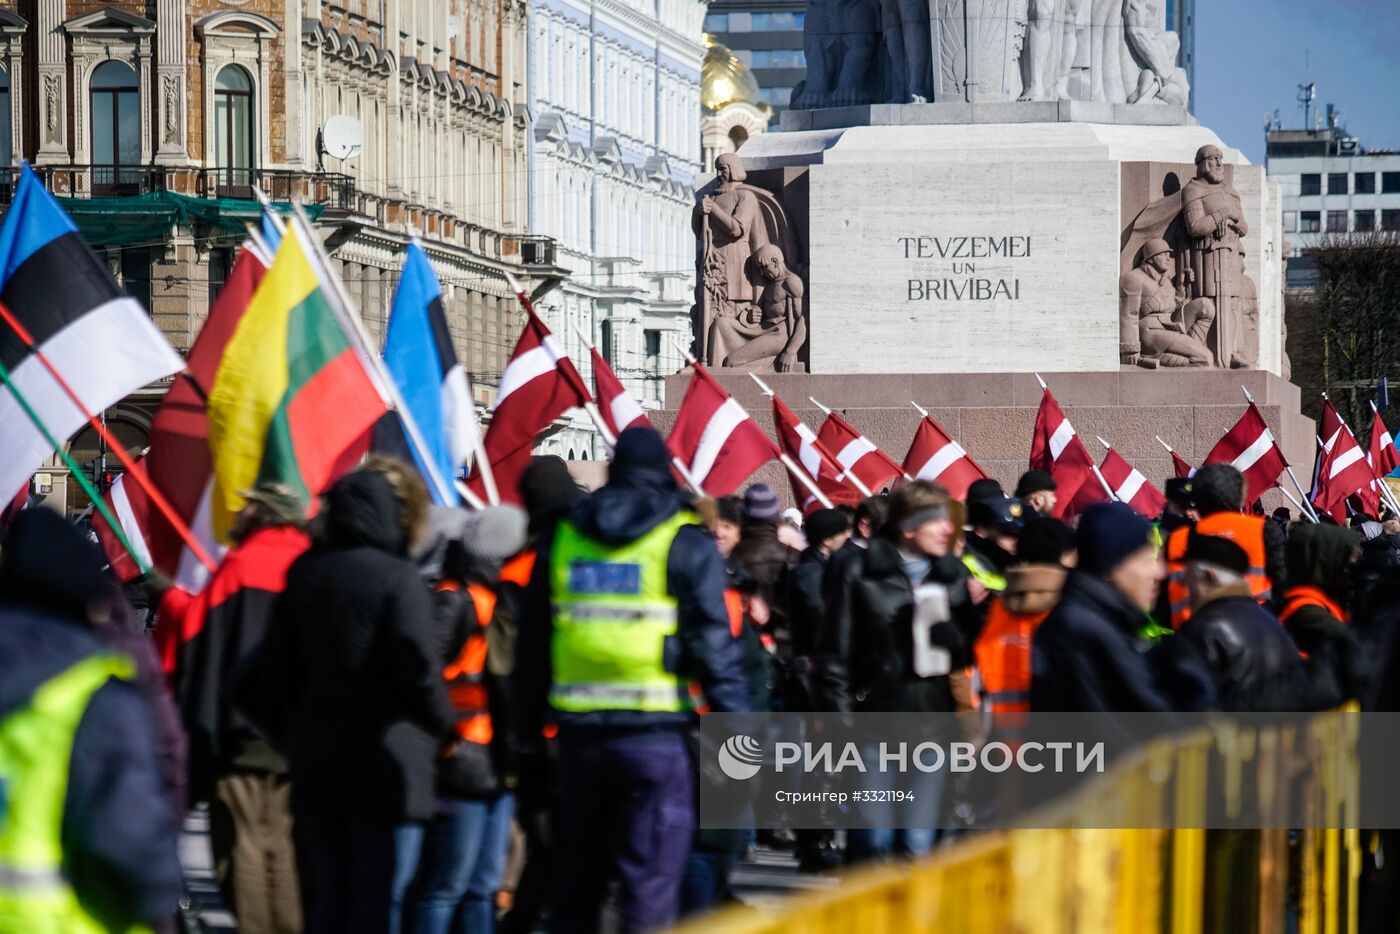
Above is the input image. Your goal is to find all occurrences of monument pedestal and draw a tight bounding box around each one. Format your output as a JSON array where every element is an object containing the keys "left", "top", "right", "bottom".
[
  {"left": 730, "top": 119, "right": 1284, "bottom": 376},
  {"left": 657, "top": 368, "right": 1312, "bottom": 510}
]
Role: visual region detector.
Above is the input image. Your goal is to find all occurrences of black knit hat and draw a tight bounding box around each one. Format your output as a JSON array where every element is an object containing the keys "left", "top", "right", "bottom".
[
  {"left": 804, "top": 508, "right": 851, "bottom": 545},
  {"left": 1184, "top": 529, "right": 1250, "bottom": 577},
  {"left": 1015, "top": 470, "right": 1057, "bottom": 498},
  {"left": 0, "top": 508, "right": 109, "bottom": 621},
  {"left": 519, "top": 455, "right": 585, "bottom": 535},
  {"left": 1017, "top": 516, "right": 1074, "bottom": 566}
]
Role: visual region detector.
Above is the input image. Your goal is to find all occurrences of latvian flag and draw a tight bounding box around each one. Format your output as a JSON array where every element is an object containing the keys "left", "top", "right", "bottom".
[
  {"left": 1096, "top": 440, "right": 1166, "bottom": 518},
  {"left": 1312, "top": 418, "right": 1375, "bottom": 518},
  {"left": 467, "top": 307, "right": 592, "bottom": 504},
  {"left": 1028, "top": 387, "right": 1096, "bottom": 518},
  {"left": 902, "top": 411, "right": 987, "bottom": 501},
  {"left": 0, "top": 165, "right": 184, "bottom": 512},
  {"left": 206, "top": 217, "right": 389, "bottom": 542},
  {"left": 590, "top": 344, "right": 651, "bottom": 438},
  {"left": 770, "top": 393, "right": 859, "bottom": 510},
  {"left": 374, "top": 241, "right": 483, "bottom": 504},
  {"left": 1370, "top": 407, "right": 1399, "bottom": 498},
  {"left": 816, "top": 409, "right": 905, "bottom": 493},
  {"left": 1203, "top": 402, "right": 1287, "bottom": 503},
  {"left": 96, "top": 241, "right": 270, "bottom": 588},
  {"left": 667, "top": 363, "right": 777, "bottom": 496}
]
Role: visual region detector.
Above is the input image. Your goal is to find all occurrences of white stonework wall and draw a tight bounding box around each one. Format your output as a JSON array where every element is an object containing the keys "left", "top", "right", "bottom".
[{"left": 740, "top": 121, "right": 1285, "bottom": 376}]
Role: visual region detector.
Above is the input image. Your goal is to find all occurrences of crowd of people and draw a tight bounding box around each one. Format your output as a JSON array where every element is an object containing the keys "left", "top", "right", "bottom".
[{"left": 3, "top": 425, "right": 1400, "bottom": 932}]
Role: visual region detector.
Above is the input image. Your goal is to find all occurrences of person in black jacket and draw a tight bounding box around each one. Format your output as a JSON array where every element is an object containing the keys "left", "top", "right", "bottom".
[
  {"left": 731, "top": 483, "right": 800, "bottom": 658},
  {"left": 816, "top": 480, "right": 980, "bottom": 860},
  {"left": 1031, "top": 502, "right": 1179, "bottom": 714},
  {"left": 0, "top": 508, "right": 183, "bottom": 931},
  {"left": 513, "top": 427, "right": 749, "bottom": 934},
  {"left": 409, "top": 505, "right": 528, "bottom": 934},
  {"left": 1280, "top": 523, "right": 1370, "bottom": 706},
  {"left": 1176, "top": 531, "right": 1306, "bottom": 710},
  {"left": 244, "top": 460, "right": 457, "bottom": 934}
]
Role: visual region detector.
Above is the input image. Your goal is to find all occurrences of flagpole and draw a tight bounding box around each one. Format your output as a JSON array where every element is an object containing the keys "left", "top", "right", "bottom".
[
  {"left": 637, "top": 336, "right": 716, "bottom": 497},
  {"left": 0, "top": 299, "right": 217, "bottom": 572},
  {"left": 288, "top": 204, "right": 464, "bottom": 509},
  {"left": 911, "top": 401, "right": 930, "bottom": 419},
  {"left": 747, "top": 373, "right": 835, "bottom": 510},
  {"left": 0, "top": 355, "right": 150, "bottom": 575},
  {"left": 1154, "top": 436, "right": 1175, "bottom": 455},
  {"left": 1241, "top": 385, "right": 1319, "bottom": 522},
  {"left": 1276, "top": 483, "right": 1308, "bottom": 519},
  {"left": 1369, "top": 401, "right": 1400, "bottom": 513},
  {"left": 802, "top": 396, "right": 876, "bottom": 497}
]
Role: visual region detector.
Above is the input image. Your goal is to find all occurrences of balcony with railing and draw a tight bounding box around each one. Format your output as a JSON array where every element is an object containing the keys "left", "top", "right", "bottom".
[{"left": 0, "top": 164, "right": 559, "bottom": 272}]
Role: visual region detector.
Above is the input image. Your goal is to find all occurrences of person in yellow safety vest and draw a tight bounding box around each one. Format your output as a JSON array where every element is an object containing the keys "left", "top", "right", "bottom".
[
  {"left": 513, "top": 427, "right": 751, "bottom": 934},
  {"left": 1162, "top": 464, "right": 1284, "bottom": 629},
  {"left": 963, "top": 483, "right": 1027, "bottom": 597},
  {"left": 974, "top": 517, "right": 1074, "bottom": 723},
  {"left": 0, "top": 508, "right": 182, "bottom": 933}
]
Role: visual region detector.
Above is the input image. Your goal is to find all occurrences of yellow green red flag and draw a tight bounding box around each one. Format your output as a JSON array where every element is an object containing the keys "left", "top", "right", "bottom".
[{"left": 207, "top": 222, "right": 387, "bottom": 541}]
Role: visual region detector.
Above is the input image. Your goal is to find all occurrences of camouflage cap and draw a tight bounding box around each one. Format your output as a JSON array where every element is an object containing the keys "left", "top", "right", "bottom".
[{"left": 239, "top": 482, "right": 306, "bottom": 525}]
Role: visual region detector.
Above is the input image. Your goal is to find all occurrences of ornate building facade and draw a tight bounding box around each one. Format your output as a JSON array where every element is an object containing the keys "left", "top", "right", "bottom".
[
  {"left": 2, "top": 0, "right": 556, "bottom": 504},
  {"left": 527, "top": 0, "right": 702, "bottom": 459}
]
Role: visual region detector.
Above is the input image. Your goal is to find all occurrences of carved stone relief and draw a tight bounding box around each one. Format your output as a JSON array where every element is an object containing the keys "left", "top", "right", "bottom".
[{"left": 691, "top": 153, "right": 809, "bottom": 372}]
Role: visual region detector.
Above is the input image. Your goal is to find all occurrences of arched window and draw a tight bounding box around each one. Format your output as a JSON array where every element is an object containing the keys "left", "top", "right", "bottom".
[
  {"left": 214, "top": 65, "right": 255, "bottom": 193},
  {"left": 728, "top": 125, "right": 749, "bottom": 151},
  {"left": 91, "top": 61, "right": 139, "bottom": 193},
  {"left": 0, "top": 68, "right": 11, "bottom": 180}
]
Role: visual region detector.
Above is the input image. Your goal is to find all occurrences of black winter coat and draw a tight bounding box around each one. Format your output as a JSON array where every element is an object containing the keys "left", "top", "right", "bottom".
[
  {"left": 815, "top": 537, "right": 980, "bottom": 714},
  {"left": 785, "top": 546, "right": 829, "bottom": 660},
  {"left": 732, "top": 521, "right": 800, "bottom": 655},
  {"left": 1175, "top": 587, "right": 1307, "bottom": 711},
  {"left": 1031, "top": 571, "right": 1178, "bottom": 713},
  {"left": 247, "top": 472, "right": 457, "bottom": 822}
]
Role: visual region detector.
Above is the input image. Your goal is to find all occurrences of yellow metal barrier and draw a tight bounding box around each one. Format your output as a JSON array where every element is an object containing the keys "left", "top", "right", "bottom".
[{"left": 672, "top": 712, "right": 1362, "bottom": 934}]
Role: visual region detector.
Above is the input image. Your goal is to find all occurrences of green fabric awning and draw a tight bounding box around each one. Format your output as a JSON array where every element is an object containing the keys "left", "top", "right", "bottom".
[{"left": 53, "top": 191, "right": 325, "bottom": 247}]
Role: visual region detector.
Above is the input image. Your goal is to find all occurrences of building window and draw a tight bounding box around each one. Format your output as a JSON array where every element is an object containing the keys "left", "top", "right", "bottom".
[
  {"left": 1383, "top": 209, "right": 1400, "bottom": 232},
  {"left": 1355, "top": 211, "right": 1376, "bottom": 232},
  {"left": 1326, "top": 210, "right": 1348, "bottom": 232},
  {"left": 208, "top": 247, "right": 233, "bottom": 306},
  {"left": 750, "top": 50, "right": 807, "bottom": 68},
  {"left": 1328, "top": 173, "right": 1348, "bottom": 195},
  {"left": 214, "top": 65, "right": 255, "bottom": 194},
  {"left": 1384, "top": 172, "right": 1400, "bottom": 194},
  {"left": 1355, "top": 172, "right": 1376, "bottom": 194},
  {"left": 0, "top": 69, "right": 10, "bottom": 172},
  {"left": 1299, "top": 173, "right": 1321, "bottom": 196},
  {"left": 702, "top": 12, "right": 727, "bottom": 31},
  {"left": 1300, "top": 211, "right": 1321, "bottom": 233},
  {"left": 644, "top": 329, "right": 661, "bottom": 370},
  {"left": 120, "top": 248, "right": 151, "bottom": 313},
  {"left": 749, "top": 12, "right": 803, "bottom": 29},
  {"left": 90, "top": 61, "right": 140, "bottom": 194},
  {"left": 599, "top": 319, "right": 613, "bottom": 367},
  {"left": 1283, "top": 211, "right": 1297, "bottom": 232}
]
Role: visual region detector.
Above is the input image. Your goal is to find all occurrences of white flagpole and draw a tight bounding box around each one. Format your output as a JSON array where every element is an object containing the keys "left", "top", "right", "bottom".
[
  {"left": 803, "top": 396, "right": 875, "bottom": 497},
  {"left": 287, "top": 202, "right": 463, "bottom": 509},
  {"left": 1091, "top": 436, "right": 1122, "bottom": 502},
  {"left": 911, "top": 400, "right": 930, "bottom": 419},
  {"left": 1240, "top": 385, "right": 1318, "bottom": 522},
  {"left": 748, "top": 374, "right": 834, "bottom": 510}
]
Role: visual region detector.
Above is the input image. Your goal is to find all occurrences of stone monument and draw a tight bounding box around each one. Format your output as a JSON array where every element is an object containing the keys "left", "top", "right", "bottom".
[{"left": 671, "top": 1, "right": 1311, "bottom": 500}]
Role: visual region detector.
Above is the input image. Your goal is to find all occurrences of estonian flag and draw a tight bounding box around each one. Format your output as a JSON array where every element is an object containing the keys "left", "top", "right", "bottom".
[
  {"left": 373, "top": 241, "right": 481, "bottom": 504},
  {"left": 0, "top": 165, "right": 183, "bottom": 502}
]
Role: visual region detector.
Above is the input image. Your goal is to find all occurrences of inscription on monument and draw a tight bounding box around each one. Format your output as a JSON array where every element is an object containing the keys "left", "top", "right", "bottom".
[{"left": 899, "top": 235, "right": 1031, "bottom": 301}]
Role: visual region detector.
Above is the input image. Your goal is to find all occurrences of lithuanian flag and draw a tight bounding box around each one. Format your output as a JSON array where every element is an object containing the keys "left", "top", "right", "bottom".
[{"left": 207, "top": 221, "right": 387, "bottom": 542}]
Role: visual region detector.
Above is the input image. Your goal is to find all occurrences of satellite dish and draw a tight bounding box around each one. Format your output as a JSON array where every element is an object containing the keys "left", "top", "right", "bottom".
[{"left": 320, "top": 115, "right": 364, "bottom": 161}]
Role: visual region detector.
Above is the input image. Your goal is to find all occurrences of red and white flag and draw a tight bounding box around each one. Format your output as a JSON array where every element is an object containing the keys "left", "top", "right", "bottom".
[
  {"left": 1313, "top": 418, "right": 1376, "bottom": 517},
  {"left": 589, "top": 346, "right": 651, "bottom": 439},
  {"left": 667, "top": 363, "right": 778, "bottom": 496},
  {"left": 1028, "top": 388, "right": 1096, "bottom": 518},
  {"left": 469, "top": 309, "right": 592, "bottom": 504},
  {"left": 1204, "top": 403, "right": 1288, "bottom": 503},
  {"left": 770, "top": 394, "right": 860, "bottom": 510},
  {"left": 1097, "top": 442, "right": 1166, "bottom": 518},
  {"left": 816, "top": 409, "right": 904, "bottom": 493},
  {"left": 902, "top": 412, "right": 987, "bottom": 502},
  {"left": 94, "top": 244, "right": 269, "bottom": 589},
  {"left": 1366, "top": 407, "right": 1397, "bottom": 516}
]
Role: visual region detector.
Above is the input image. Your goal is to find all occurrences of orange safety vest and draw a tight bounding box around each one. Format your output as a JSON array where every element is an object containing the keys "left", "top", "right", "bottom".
[
  {"left": 723, "top": 588, "right": 745, "bottom": 639},
  {"left": 974, "top": 599, "right": 1049, "bottom": 715},
  {"left": 439, "top": 580, "right": 497, "bottom": 746},
  {"left": 1165, "top": 513, "right": 1272, "bottom": 629},
  {"left": 1279, "top": 585, "right": 1348, "bottom": 626}
]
